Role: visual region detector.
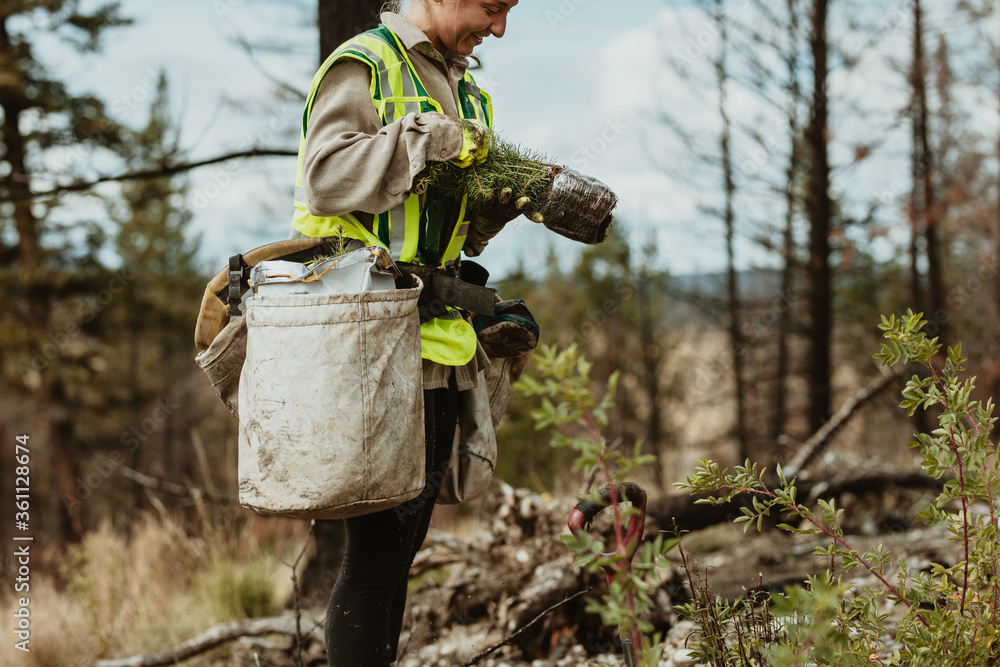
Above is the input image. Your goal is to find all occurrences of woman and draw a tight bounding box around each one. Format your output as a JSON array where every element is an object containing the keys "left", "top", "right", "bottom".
[{"left": 291, "top": 1, "right": 520, "bottom": 665}]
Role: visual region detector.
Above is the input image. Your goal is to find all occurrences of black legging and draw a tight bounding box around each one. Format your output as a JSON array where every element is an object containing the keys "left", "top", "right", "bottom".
[{"left": 325, "top": 383, "right": 460, "bottom": 666}]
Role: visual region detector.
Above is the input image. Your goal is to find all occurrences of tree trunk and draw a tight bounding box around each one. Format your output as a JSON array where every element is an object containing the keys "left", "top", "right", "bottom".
[
  {"left": 0, "top": 16, "right": 43, "bottom": 331},
  {"left": 303, "top": 0, "right": 388, "bottom": 596},
  {"left": 714, "top": 0, "right": 748, "bottom": 460},
  {"left": 1, "top": 11, "right": 82, "bottom": 541},
  {"left": 911, "top": 0, "right": 947, "bottom": 346},
  {"left": 804, "top": 0, "right": 833, "bottom": 434},
  {"left": 636, "top": 253, "right": 665, "bottom": 490},
  {"left": 773, "top": 0, "right": 801, "bottom": 448},
  {"left": 318, "top": 0, "right": 386, "bottom": 63}
]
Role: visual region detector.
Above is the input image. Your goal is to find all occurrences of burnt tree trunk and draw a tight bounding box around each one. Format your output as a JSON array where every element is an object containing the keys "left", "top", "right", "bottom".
[
  {"left": 804, "top": 0, "right": 833, "bottom": 434},
  {"left": 911, "top": 0, "right": 947, "bottom": 346},
  {"left": 637, "top": 252, "right": 666, "bottom": 490},
  {"left": 773, "top": 0, "right": 801, "bottom": 448},
  {"left": 0, "top": 9, "right": 82, "bottom": 541},
  {"left": 318, "top": 0, "right": 386, "bottom": 63},
  {"left": 714, "top": 0, "right": 749, "bottom": 461}
]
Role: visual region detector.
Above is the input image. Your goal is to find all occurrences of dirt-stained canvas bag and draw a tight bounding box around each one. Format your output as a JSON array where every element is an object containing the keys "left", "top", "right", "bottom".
[
  {"left": 194, "top": 316, "right": 247, "bottom": 419},
  {"left": 194, "top": 241, "right": 427, "bottom": 520},
  {"left": 237, "top": 280, "right": 425, "bottom": 520}
]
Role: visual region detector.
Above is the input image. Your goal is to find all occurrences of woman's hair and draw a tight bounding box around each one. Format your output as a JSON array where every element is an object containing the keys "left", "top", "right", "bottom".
[{"left": 381, "top": 0, "right": 404, "bottom": 13}]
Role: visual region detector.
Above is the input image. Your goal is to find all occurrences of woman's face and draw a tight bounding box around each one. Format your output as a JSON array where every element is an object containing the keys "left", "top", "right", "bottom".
[{"left": 424, "top": 0, "right": 517, "bottom": 57}]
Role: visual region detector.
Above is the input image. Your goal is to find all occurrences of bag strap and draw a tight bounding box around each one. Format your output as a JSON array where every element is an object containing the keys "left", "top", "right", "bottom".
[
  {"left": 397, "top": 263, "right": 497, "bottom": 323},
  {"left": 226, "top": 254, "right": 251, "bottom": 316}
]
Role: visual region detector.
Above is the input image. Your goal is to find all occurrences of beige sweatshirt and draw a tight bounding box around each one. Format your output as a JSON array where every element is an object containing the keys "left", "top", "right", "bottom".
[{"left": 301, "top": 12, "right": 487, "bottom": 391}]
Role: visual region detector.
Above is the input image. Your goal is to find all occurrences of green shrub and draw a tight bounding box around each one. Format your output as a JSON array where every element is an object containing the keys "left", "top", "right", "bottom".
[
  {"left": 519, "top": 344, "right": 676, "bottom": 666},
  {"left": 523, "top": 311, "right": 1000, "bottom": 666},
  {"left": 678, "top": 310, "right": 1000, "bottom": 666}
]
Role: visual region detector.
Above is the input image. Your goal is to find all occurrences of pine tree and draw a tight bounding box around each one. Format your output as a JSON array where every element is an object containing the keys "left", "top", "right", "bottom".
[
  {"left": 1, "top": 1, "right": 132, "bottom": 540},
  {"left": 105, "top": 72, "right": 210, "bottom": 504}
]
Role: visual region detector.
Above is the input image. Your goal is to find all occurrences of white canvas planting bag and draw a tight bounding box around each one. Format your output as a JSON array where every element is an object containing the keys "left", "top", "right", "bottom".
[{"left": 237, "top": 248, "right": 425, "bottom": 519}]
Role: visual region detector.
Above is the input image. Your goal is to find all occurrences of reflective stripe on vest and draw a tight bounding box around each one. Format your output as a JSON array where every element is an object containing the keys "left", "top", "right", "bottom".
[{"left": 291, "top": 24, "right": 491, "bottom": 366}]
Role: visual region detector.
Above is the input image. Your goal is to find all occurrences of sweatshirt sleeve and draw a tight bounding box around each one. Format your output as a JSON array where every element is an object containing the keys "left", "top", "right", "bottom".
[{"left": 302, "top": 59, "right": 465, "bottom": 217}]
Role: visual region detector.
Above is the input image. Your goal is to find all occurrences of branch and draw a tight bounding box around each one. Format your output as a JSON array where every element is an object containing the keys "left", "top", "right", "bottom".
[
  {"left": 24, "top": 147, "right": 297, "bottom": 201},
  {"left": 783, "top": 364, "right": 907, "bottom": 476},
  {"left": 233, "top": 31, "right": 308, "bottom": 102},
  {"left": 462, "top": 588, "right": 591, "bottom": 666},
  {"left": 94, "top": 612, "right": 322, "bottom": 667}
]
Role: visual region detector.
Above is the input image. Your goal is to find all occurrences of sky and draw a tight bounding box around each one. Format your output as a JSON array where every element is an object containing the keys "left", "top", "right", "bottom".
[{"left": 24, "top": 0, "right": 1000, "bottom": 281}]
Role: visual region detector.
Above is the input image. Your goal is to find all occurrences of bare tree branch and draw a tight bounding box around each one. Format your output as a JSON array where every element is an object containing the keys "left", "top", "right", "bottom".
[
  {"left": 783, "top": 364, "right": 908, "bottom": 476},
  {"left": 233, "top": 31, "right": 309, "bottom": 102},
  {"left": 24, "top": 147, "right": 297, "bottom": 201},
  {"left": 105, "top": 455, "right": 239, "bottom": 505}
]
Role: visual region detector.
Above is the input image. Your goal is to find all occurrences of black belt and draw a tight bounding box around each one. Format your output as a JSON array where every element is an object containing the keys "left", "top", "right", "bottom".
[{"left": 399, "top": 262, "right": 497, "bottom": 323}]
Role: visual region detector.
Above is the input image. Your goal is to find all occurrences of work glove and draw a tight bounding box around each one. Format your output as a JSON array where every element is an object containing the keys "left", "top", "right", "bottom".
[
  {"left": 474, "top": 187, "right": 542, "bottom": 232},
  {"left": 452, "top": 119, "right": 491, "bottom": 168},
  {"left": 463, "top": 188, "right": 543, "bottom": 257}
]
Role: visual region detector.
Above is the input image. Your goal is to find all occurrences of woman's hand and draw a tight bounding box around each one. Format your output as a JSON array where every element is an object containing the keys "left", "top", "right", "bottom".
[{"left": 453, "top": 119, "right": 491, "bottom": 168}]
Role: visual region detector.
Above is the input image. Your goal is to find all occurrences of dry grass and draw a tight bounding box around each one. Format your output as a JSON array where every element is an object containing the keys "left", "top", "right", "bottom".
[{"left": 0, "top": 508, "right": 310, "bottom": 666}]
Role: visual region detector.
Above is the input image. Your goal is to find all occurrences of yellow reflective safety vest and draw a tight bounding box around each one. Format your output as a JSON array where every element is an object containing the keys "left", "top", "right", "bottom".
[{"left": 291, "top": 24, "right": 493, "bottom": 367}]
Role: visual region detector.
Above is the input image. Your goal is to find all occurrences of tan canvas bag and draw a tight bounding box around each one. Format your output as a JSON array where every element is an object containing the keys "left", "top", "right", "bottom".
[
  {"left": 237, "top": 283, "right": 425, "bottom": 519},
  {"left": 194, "top": 239, "right": 531, "bottom": 514},
  {"left": 195, "top": 240, "right": 427, "bottom": 519}
]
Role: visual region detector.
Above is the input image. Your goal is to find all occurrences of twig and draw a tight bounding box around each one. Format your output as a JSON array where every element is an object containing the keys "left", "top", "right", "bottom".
[
  {"left": 277, "top": 521, "right": 316, "bottom": 667},
  {"left": 233, "top": 31, "right": 308, "bottom": 101},
  {"left": 462, "top": 588, "right": 591, "bottom": 666}
]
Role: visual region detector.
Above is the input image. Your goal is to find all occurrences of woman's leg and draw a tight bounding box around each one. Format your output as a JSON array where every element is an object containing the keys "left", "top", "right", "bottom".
[
  {"left": 387, "top": 382, "right": 460, "bottom": 657},
  {"left": 325, "top": 384, "right": 460, "bottom": 666}
]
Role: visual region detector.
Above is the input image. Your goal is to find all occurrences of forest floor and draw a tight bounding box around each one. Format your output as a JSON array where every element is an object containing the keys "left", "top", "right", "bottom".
[
  {"left": 16, "top": 452, "right": 953, "bottom": 667},
  {"left": 174, "top": 475, "right": 958, "bottom": 667}
]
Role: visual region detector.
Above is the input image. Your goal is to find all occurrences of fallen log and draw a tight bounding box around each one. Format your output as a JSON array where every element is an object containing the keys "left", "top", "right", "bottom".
[{"left": 644, "top": 467, "right": 946, "bottom": 536}]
